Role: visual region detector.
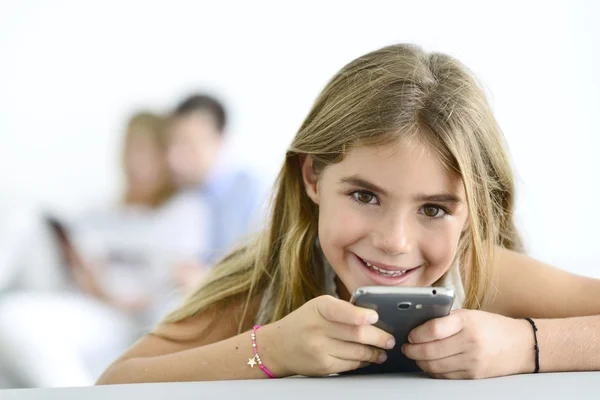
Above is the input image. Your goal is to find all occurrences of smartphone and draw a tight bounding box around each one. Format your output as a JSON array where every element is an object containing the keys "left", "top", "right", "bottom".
[
  {"left": 44, "top": 215, "right": 71, "bottom": 247},
  {"left": 348, "top": 286, "right": 454, "bottom": 374},
  {"left": 43, "top": 214, "right": 85, "bottom": 273}
]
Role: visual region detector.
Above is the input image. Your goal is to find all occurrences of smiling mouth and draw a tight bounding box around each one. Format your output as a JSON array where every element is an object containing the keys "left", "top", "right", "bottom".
[{"left": 356, "top": 256, "right": 417, "bottom": 277}]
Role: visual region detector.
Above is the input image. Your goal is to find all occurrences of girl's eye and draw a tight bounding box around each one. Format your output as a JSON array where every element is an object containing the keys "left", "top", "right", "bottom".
[
  {"left": 421, "top": 205, "right": 447, "bottom": 218},
  {"left": 351, "top": 191, "right": 378, "bottom": 205}
]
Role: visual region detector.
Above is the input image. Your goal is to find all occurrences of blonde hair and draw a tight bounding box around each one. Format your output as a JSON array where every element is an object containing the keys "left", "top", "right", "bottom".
[
  {"left": 122, "top": 111, "right": 176, "bottom": 208},
  {"left": 163, "top": 44, "right": 522, "bottom": 330}
]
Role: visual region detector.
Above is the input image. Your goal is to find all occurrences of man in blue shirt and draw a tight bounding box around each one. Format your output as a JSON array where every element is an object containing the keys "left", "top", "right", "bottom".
[{"left": 166, "top": 94, "right": 266, "bottom": 271}]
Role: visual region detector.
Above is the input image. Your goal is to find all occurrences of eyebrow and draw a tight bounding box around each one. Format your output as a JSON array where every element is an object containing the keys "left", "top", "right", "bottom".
[
  {"left": 339, "top": 176, "right": 463, "bottom": 204},
  {"left": 413, "top": 193, "right": 462, "bottom": 204}
]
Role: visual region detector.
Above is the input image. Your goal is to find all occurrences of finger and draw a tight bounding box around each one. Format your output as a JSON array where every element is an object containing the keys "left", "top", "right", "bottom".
[
  {"left": 408, "top": 314, "right": 462, "bottom": 344},
  {"left": 326, "top": 321, "right": 396, "bottom": 349},
  {"left": 328, "top": 339, "right": 388, "bottom": 364},
  {"left": 416, "top": 353, "right": 469, "bottom": 375},
  {"left": 315, "top": 296, "right": 378, "bottom": 325},
  {"left": 402, "top": 331, "right": 464, "bottom": 360},
  {"left": 335, "top": 360, "right": 372, "bottom": 374}
]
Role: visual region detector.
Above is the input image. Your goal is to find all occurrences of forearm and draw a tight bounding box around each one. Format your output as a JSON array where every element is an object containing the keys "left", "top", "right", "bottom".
[
  {"left": 535, "top": 315, "right": 600, "bottom": 372},
  {"left": 96, "top": 324, "right": 284, "bottom": 384}
]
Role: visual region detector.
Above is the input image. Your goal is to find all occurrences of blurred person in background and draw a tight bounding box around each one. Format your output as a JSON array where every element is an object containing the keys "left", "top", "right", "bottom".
[
  {"left": 70, "top": 111, "right": 209, "bottom": 315},
  {"left": 0, "top": 111, "right": 209, "bottom": 388},
  {"left": 167, "top": 94, "right": 266, "bottom": 291}
]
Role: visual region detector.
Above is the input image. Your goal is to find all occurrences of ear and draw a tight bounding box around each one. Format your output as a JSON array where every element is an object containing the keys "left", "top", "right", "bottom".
[{"left": 301, "top": 155, "right": 320, "bottom": 205}]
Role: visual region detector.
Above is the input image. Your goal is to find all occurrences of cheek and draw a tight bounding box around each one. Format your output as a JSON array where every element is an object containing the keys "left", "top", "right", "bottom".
[
  {"left": 194, "top": 136, "right": 218, "bottom": 159},
  {"left": 420, "top": 223, "right": 463, "bottom": 269},
  {"left": 141, "top": 151, "right": 162, "bottom": 169},
  {"left": 318, "top": 197, "right": 366, "bottom": 252}
]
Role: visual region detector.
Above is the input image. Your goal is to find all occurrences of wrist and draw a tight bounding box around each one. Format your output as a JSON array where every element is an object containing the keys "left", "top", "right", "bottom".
[
  {"left": 514, "top": 318, "right": 538, "bottom": 374},
  {"left": 255, "top": 323, "right": 291, "bottom": 378}
]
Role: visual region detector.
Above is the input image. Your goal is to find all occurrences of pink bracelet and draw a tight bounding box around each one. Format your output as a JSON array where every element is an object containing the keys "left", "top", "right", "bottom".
[{"left": 246, "top": 325, "right": 276, "bottom": 378}]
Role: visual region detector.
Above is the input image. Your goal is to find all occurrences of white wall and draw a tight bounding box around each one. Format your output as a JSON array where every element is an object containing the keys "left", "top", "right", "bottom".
[{"left": 1, "top": 0, "right": 599, "bottom": 277}]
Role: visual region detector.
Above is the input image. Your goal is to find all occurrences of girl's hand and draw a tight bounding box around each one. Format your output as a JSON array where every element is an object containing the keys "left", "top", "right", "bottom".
[
  {"left": 261, "top": 295, "right": 396, "bottom": 377},
  {"left": 402, "top": 309, "right": 536, "bottom": 379}
]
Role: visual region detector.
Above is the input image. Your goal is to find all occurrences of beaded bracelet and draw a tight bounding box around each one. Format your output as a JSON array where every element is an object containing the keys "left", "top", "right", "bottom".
[{"left": 246, "top": 325, "right": 276, "bottom": 378}]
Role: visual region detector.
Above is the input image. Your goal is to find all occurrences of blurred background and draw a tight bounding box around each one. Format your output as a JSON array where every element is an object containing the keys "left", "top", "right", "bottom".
[{"left": 0, "top": 0, "right": 598, "bottom": 389}]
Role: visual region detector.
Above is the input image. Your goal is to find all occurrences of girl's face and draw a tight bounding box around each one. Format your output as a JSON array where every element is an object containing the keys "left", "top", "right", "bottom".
[{"left": 302, "top": 142, "right": 469, "bottom": 301}]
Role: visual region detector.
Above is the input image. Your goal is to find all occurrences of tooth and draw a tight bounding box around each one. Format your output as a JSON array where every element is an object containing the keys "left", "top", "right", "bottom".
[{"left": 362, "top": 257, "right": 409, "bottom": 276}]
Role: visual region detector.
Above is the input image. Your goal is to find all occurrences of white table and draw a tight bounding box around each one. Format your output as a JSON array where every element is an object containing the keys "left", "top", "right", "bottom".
[{"left": 2, "top": 372, "right": 600, "bottom": 400}]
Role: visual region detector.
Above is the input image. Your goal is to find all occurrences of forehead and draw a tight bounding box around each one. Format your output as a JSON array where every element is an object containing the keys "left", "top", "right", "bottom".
[
  {"left": 324, "top": 143, "right": 464, "bottom": 197},
  {"left": 127, "top": 129, "right": 158, "bottom": 146},
  {"left": 169, "top": 112, "right": 219, "bottom": 135}
]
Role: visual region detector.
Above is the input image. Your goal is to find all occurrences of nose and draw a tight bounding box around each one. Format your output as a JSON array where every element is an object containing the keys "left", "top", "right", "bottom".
[{"left": 371, "top": 213, "right": 414, "bottom": 255}]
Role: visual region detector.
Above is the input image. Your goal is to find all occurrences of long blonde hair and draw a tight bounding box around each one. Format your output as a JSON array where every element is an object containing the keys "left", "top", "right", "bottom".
[{"left": 163, "top": 44, "right": 522, "bottom": 330}]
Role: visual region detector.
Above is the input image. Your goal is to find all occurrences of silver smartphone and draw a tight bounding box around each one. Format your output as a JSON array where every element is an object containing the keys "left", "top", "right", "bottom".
[{"left": 348, "top": 286, "right": 454, "bottom": 374}]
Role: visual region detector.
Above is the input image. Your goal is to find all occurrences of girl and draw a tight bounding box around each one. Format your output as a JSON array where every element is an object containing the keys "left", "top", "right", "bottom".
[{"left": 97, "top": 44, "right": 600, "bottom": 383}]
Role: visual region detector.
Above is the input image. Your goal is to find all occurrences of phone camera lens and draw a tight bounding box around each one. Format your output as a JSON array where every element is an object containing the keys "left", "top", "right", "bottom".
[{"left": 398, "top": 302, "right": 411, "bottom": 310}]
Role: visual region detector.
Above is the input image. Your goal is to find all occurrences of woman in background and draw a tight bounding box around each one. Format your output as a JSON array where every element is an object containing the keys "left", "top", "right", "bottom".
[
  {"left": 123, "top": 112, "right": 176, "bottom": 208},
  {"left": 0, "top": 111, "right": 208, "bottom": 388},
  {"left": 70, "top": 111, "right": 207, "bottom": 318}
]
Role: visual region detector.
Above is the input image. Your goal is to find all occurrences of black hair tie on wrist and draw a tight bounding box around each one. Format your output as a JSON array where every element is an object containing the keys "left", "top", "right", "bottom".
[{"left": 524, "top": 317, "right": 540, "bottom": 373}]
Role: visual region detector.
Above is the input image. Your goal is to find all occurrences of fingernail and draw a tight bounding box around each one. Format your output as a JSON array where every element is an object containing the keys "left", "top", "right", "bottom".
[
  {"left": 408, "top": 334, "right": 414, "bottom": 344},
  {"left": 377, "top": 352, "right": 388, "bottom": 364},
  {"left": 386, "top": 338, "right": 396, "bottom": 349},
  {"left": 366, "top": 313, "right": 378, "bottom": 324}
]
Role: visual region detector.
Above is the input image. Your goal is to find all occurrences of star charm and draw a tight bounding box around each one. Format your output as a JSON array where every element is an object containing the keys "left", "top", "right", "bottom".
[{"left": 247, "top": 356, "right": 257, "bottom": 368}]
